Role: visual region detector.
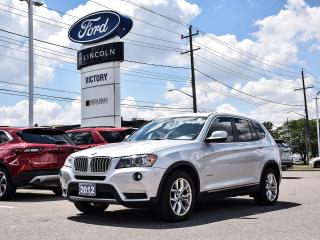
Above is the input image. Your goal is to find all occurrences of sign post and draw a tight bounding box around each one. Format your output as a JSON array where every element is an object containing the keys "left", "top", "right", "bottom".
[{"left": 68, "top": 11, "right": 133, "bottom": 127}]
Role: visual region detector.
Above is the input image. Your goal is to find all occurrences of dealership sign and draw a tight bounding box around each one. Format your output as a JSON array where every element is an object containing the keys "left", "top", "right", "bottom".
[
  {"left": 77, "top": 42, "right": 124, "bottom": 69},
  {"left": 68, "top": 11, "right": 133, "bottom": 44},
  {"left": 69, "top": 10, "right": 132, "bottom": 127}
]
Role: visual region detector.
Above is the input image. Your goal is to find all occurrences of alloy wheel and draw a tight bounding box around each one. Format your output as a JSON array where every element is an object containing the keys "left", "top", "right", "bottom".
[
  {"left": 170, "top": 178, "right": 192, "bottom": 216},
  {"left": 265, "top": 173, "right": 278, "bottom": 201},
  {"left": 0, "top": 171, "right": 7, "bottom": 197}
]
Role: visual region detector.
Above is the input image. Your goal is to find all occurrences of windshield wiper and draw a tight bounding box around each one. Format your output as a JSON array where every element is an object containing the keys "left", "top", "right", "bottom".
[{"left": 150, "top": 138, "right": 165, "bottom": 140}]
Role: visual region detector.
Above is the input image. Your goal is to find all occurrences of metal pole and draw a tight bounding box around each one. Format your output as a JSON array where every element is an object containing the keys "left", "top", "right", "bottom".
[
  {"left": 188, "top": 26, "right": 197, "bottom": 113},
  {"left": 301, "top": 69, "right": 311, "bottom": 160},
  {"left": 316, "top": 97, "right": 320, "bottom": 157},
  {"left": 28, "top": 0, "right": 34, "bottom": 127}
]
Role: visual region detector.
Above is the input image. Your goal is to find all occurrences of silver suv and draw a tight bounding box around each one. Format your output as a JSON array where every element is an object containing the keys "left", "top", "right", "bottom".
[{"left": 60, "top": 113, "right": 281, "bottom": 222}]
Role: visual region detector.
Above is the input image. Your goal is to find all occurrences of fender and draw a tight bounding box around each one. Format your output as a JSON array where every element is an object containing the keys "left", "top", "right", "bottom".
[
  {"left": 260, "top": 160, "right": 281, "bottom": 184},
  {"left": 155, "top": 161, "right": 200, "bottom": 201}
]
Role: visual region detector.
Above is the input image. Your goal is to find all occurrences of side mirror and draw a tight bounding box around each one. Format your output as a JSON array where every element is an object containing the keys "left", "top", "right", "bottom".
[{"left": 205, "top": 130, "right": 228, "bottom": 143}]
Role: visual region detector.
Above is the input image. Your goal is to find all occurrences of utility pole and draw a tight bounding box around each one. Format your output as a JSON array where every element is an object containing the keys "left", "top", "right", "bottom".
[
  {"left": 19, "top": 0, "right": 43, "bottom": 127},
  {"left": 181, "top": 25, "right": 200, "bottom": 113},
  {"left": 294, "top": 68, "right": 313, "bottom": 161},
  {"left": 286, "top": 117, "right": 291, "bottom": 148}
]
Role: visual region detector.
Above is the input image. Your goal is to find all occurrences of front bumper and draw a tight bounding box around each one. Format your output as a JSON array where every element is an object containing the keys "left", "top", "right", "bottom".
[{"left": 60, "top": 165, "right": 165, "bottom": 206}]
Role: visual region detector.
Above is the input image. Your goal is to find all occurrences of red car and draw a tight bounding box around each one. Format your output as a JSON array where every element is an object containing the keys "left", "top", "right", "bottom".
[
  {"left": 66, "top": 127, "right": 133, "bottom": 150},
  {"left": 0, "top": 127, "right": 76, "bottom": 200}
]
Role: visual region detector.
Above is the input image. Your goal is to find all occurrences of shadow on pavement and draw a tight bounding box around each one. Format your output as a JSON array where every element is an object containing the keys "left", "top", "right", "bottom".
[
  {"left": 9, "top": 190, "right": 64, "bottom": 203},
  {"left": 67, "top": 197, "right": 301, "bottom": 229}
]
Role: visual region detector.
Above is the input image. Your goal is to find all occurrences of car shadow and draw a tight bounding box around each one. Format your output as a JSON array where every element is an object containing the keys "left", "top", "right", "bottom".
[
  {"left": 67, "top": 197, "right": 301, "bottom": 229},
  {"left": 9, "top": 190, "right": 64, "bottom": 203}
]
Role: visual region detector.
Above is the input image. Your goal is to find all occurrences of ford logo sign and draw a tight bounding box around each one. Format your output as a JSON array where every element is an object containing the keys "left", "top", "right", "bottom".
[{"left": 68, "top": 11, "right": 133, "bottom": 44}]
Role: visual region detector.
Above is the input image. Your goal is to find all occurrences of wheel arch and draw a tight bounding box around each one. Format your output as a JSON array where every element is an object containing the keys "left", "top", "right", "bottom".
[
  {"left": 156, "top": 161, "right": 200, "bottom": 201},
  {"left": 260, "top": 160, "right": 281, "bottom": 183}
]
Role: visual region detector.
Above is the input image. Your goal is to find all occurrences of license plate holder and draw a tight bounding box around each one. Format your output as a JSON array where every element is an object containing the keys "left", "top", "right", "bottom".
[{"left": 78, "top": 183, "right": 96, "bottom": 197}]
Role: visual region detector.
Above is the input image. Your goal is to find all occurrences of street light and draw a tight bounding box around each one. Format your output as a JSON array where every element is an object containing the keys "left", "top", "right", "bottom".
[
  {"left": 315, "top": 90, "right": 320, "bottom": 157},
  {"left": 168, "top": 89, "right": 193, "bottom": 98},
  {"left": 19, "top": 0, "right": 43, "bottom": 127}
]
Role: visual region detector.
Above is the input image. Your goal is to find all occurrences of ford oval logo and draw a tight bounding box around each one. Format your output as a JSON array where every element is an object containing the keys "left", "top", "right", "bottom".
[{"left": 68, "top": 11, "right": 133, "bottom": 44}]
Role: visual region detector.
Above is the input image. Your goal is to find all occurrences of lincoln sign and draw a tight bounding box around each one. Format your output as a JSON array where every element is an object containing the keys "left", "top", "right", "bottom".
[{"left": 69, "top": 11, "right": 132, "bottom": 127}]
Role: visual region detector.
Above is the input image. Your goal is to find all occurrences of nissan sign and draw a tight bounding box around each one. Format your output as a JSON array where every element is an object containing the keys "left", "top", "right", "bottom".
[{"left": 68, "top": 11, "right": 133, "bottom": 44}]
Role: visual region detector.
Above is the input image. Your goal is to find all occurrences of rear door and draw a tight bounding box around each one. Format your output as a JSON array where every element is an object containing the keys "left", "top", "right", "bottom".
[
  {"left": 18, "top": 129, "right": 75, "bottom": 169},
  {"left": 232, "top": 118, "right": 262, "bottom": 184}
]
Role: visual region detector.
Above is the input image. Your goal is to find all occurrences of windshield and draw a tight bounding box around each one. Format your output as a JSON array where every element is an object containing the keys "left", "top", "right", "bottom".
[{"left": 127, "top": 117, "right": 207, "bottom": 141}]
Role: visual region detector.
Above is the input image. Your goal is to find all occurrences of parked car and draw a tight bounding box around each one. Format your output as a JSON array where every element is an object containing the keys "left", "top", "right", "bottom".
[
  {"left": 309, "top": 157, "right": 320, "bottom": 168},
  {"left": 66, "top": 127, "right": 133, "bottom": 150},
  {"left": 292, "top": 153, "right": 303, "bottom": 165},
  {"left": 60, "top": 113, "right": 281, "bottom": 222},
  {"left": 0, "top": 127, "right": 77, "bottom": 200},
  {"left": 275, "top": 139, "right": 293, "bottom": 170}
]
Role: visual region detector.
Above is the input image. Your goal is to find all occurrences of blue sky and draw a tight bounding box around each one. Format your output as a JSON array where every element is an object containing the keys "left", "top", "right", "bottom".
[{"left": 1, "top": 0, "right": 320, "bottom": 125}]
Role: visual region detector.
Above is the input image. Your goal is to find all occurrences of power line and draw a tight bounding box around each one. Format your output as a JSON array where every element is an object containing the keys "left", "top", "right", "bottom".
[
  {"left": 196, "top": 69, "right": 304, "bottom": 107},
  {"left": 124, "top": 59, "right": 190, "bottom": 69}
]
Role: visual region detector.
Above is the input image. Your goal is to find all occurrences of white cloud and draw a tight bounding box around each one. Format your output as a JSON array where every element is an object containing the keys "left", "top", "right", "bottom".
[{"left": 1, "top": 0, "right": 320, "bottom": 126}]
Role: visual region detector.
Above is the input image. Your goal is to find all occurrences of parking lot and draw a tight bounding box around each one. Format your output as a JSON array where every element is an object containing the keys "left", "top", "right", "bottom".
[{"left": 0, "top": 171, "right": 318, "bottom": 240}]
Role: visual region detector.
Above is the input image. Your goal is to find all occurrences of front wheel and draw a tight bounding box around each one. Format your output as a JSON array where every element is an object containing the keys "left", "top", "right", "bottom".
[
  {"left": 74, "top": 201, "right": 109, "bottom": 214},
  {"left": 0, "top": 167, "right": 16, "bottom": 201},
  {"left": 314, "top": 162, "right": 320, "bottom": 168},
  {"left": 254, "top": 168, "right": 279, "bottom": 206},
  {"left": 158, "top": 171, "right": 195, "bottom": 222}
]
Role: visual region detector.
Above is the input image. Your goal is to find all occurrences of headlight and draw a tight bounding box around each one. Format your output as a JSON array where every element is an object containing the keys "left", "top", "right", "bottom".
[
  {"left": 115, "top": 154, "right": 158, "bottom": 169},
  {"left": 64, "top": 156, "right": 74, "bottom": 168}
]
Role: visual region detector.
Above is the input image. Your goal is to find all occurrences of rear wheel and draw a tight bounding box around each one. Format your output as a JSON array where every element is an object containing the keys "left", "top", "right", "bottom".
[
  {"left": 0, "top": 167, "right": 16, "bottom": 201},
  {"left": 74, "top": 201, "right": 109, "bottom": 214},
  {"left": 254, "top": 168, "right": 279, "bottom": 206},
  {"left": 158, "top": 171, "right": 195, "bottom": 222}
]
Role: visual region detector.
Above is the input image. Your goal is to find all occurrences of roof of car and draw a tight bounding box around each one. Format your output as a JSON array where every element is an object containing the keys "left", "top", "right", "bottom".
[
  {"left": 156, "top": 112, "right": 260, "bottom": 122},
  {"left": 0, "top": 127, "right": 57, "bottom": 131},
  {"left": 66, "top": 127, "right": 129, "bottom": 133}
]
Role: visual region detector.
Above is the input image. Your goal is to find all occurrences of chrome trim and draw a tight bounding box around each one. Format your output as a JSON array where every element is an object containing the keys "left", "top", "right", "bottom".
[
  {"left": 73, "top": 156, "right": 111, "bottom": 173},
  {"left": 68, "top": 196, "right": 118, "bottom": 204},
  {"left": 207, "top": 183, "right": 259, "bottom": 193}
]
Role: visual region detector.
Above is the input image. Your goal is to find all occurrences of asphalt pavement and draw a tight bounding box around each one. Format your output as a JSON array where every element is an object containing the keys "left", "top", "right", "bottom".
[{"left": 0, "top": 171, "right": 319, "bottom": 240}]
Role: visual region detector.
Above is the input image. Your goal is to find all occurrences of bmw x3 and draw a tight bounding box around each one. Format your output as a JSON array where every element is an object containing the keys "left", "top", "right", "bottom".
[{"left": 60, "top": 113, "right": 281, "bottom": 221}]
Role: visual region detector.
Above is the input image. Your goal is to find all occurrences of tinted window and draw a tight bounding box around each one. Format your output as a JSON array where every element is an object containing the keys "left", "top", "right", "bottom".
[
  {"left": 253, "top": 122, "right": 266, "bottom": 140},
  {"left": 234, "top": 118, "right": 252, "bottom": 142},
  {"left": 21, "top": 131, "right": 73, "bottom": 144},
  {"left": 0, "top": 131, "right": 9, "bottom": 144},
  {"left": 207, "top": 117, "right": 234, "bottom": 142},
  {"left": 67, "top": 132, "right": 93, "bottom": 145},
  {"left": 249, "top": 121, "right": 259, "bottom": 141},
  {"left": 99, "top": 131, "right": 126, "bottom": 143}
]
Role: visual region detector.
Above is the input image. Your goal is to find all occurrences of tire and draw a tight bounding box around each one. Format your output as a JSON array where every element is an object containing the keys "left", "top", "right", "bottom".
[
  {"left": 74, "top": 201, "right": 109, "bottom": 214},
  {"left": 314, "top": 161, "right": 320, "bottom": 168},
  {"left": 254, "top": 168, "right": 279, "bottom": 206},
  {"left": 158, "top": 171, "right": 196, "bottom": 222},
  {"left": 52, "top": 187, "right": 62, "bottom": 196},
  {"left": 0, "top": 167, "right": 16, "bottom": 201}
]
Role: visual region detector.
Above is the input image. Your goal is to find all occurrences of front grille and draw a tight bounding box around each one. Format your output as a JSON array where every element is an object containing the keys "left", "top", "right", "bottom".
[
  {"left": 74, "top": 157, "right": 111, "bottom": 173},
  {"left": 90, "top": 157, "right": 110, "bottom": 173},
  {"left": 74, "top": 157, "right": 88, "bottom": 172}
]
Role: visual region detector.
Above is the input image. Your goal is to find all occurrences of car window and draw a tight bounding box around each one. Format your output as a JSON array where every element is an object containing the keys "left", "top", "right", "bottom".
[
  {"left": 0, "top": 131, "right": 9, "bottom": 144},
  {"left": 127, "top": 117, "right": 207, "bottom": 141},
  {"left": 234, "top": 118, "right": 252, "bottom": 142},
  {"left": 207, "top": 117, "right": 234, "bottom": 142},
  {"left": 20, "top": 131, "right": 73, "bottom": 145},
  {"left": 253, "top": 122, "right": 266, "bottom": 140},
  {"left": 249, "top": 121, "right": 259, "bottom": 141},
  {"left": 99, "top": 131, "right": 126, "bottom": 143},
  {"left": 67, "top": 132, "right": 93, "bottom": 145}
]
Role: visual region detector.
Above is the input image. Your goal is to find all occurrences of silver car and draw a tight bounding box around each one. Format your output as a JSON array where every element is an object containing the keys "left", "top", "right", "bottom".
[{"left": 60, "top": 113, "right": 281, "bottom": 222}]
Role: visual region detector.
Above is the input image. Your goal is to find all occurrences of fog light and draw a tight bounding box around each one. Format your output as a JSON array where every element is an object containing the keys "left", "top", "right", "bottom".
[{"left": 133, "top": 172, "right": 143, "bottom": 181}]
